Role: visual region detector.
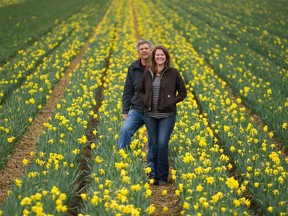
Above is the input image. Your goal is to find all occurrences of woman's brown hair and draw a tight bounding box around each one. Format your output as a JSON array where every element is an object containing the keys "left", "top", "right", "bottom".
[{"left": 149, "top": 45, "right": 171, "bottom": 73}]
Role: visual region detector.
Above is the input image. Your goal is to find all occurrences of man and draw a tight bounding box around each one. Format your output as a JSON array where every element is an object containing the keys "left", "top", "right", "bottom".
[{"left": 118, "top": 39, "right": 155, "bottom": 178}]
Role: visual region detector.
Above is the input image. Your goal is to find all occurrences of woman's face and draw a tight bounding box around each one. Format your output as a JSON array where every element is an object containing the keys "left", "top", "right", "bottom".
[{"left": 155, "top": 49, "right": 166, "bottom": 66}]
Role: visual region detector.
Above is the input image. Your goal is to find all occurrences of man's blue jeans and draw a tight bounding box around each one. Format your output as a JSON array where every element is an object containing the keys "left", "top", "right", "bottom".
[
  {"left": 144, "top": 113, "right": 176, "bottom": 182},
  {"left": 118, "top": 109, "right": 155, "bottom": 175}
]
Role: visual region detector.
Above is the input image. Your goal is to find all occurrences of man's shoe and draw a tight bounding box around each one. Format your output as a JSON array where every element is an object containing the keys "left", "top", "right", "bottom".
[{"left": 152, "top": 179, "right": 159, "bottom": 185}]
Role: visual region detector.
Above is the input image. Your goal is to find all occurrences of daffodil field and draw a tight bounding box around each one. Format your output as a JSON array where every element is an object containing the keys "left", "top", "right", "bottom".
[{"left": 0, "top": 0, "right": 287, "bottom": 215}]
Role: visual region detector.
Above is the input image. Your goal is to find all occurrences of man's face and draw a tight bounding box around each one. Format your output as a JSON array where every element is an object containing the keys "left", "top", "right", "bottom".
[{"left": 138, "top": 43, "right": 152, "bottom": 60}]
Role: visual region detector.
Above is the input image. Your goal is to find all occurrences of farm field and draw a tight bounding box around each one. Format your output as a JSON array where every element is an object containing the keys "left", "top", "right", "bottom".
[{"left": 0, "top": 0, "right": 287, "bottom": 215}]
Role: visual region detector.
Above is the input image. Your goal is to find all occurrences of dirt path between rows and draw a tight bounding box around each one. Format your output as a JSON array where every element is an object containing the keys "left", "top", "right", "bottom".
[{"left": 0, "top": 36, "right": 91, "bottom": 206}]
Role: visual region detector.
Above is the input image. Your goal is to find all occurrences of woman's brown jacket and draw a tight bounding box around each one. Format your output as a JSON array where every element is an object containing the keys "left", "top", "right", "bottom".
[{"left": 137, "top": 67, "right": 187, "bottom": 114}]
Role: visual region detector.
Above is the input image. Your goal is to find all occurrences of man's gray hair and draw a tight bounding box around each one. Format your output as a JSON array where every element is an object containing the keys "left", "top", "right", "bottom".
[{"left": 135, "top": 39, "right": 153, "bottom": 52}]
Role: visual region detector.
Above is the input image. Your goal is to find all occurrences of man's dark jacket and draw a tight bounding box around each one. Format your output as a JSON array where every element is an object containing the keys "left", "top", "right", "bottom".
[{"left": 122, "top": 58, "right": 145, "bottom": 114}]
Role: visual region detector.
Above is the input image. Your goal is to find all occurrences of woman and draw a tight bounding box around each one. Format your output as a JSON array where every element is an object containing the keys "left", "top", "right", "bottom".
[{"left": 137, "top": 45, "right": 187, "bottom": 185}]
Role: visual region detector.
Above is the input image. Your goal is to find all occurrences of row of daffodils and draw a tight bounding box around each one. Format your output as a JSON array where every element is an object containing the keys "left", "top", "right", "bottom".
[
  {"left": 0, "top": 1, "right": 110, "bottom": 169},
  {"left": 151, "top": 0, "right": 288, "bottom": 147},
  {"left": 0, "top": 0, "right": 287, "bottom": 215}
]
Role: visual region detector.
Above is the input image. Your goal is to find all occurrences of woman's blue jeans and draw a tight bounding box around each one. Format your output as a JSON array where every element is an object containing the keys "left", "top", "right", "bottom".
[
  {"left": 118, "top": 109, "right": 155, "bottom": 175},
  {"left": 144, "top": 113, "right": 176, "bottom": 182}
]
